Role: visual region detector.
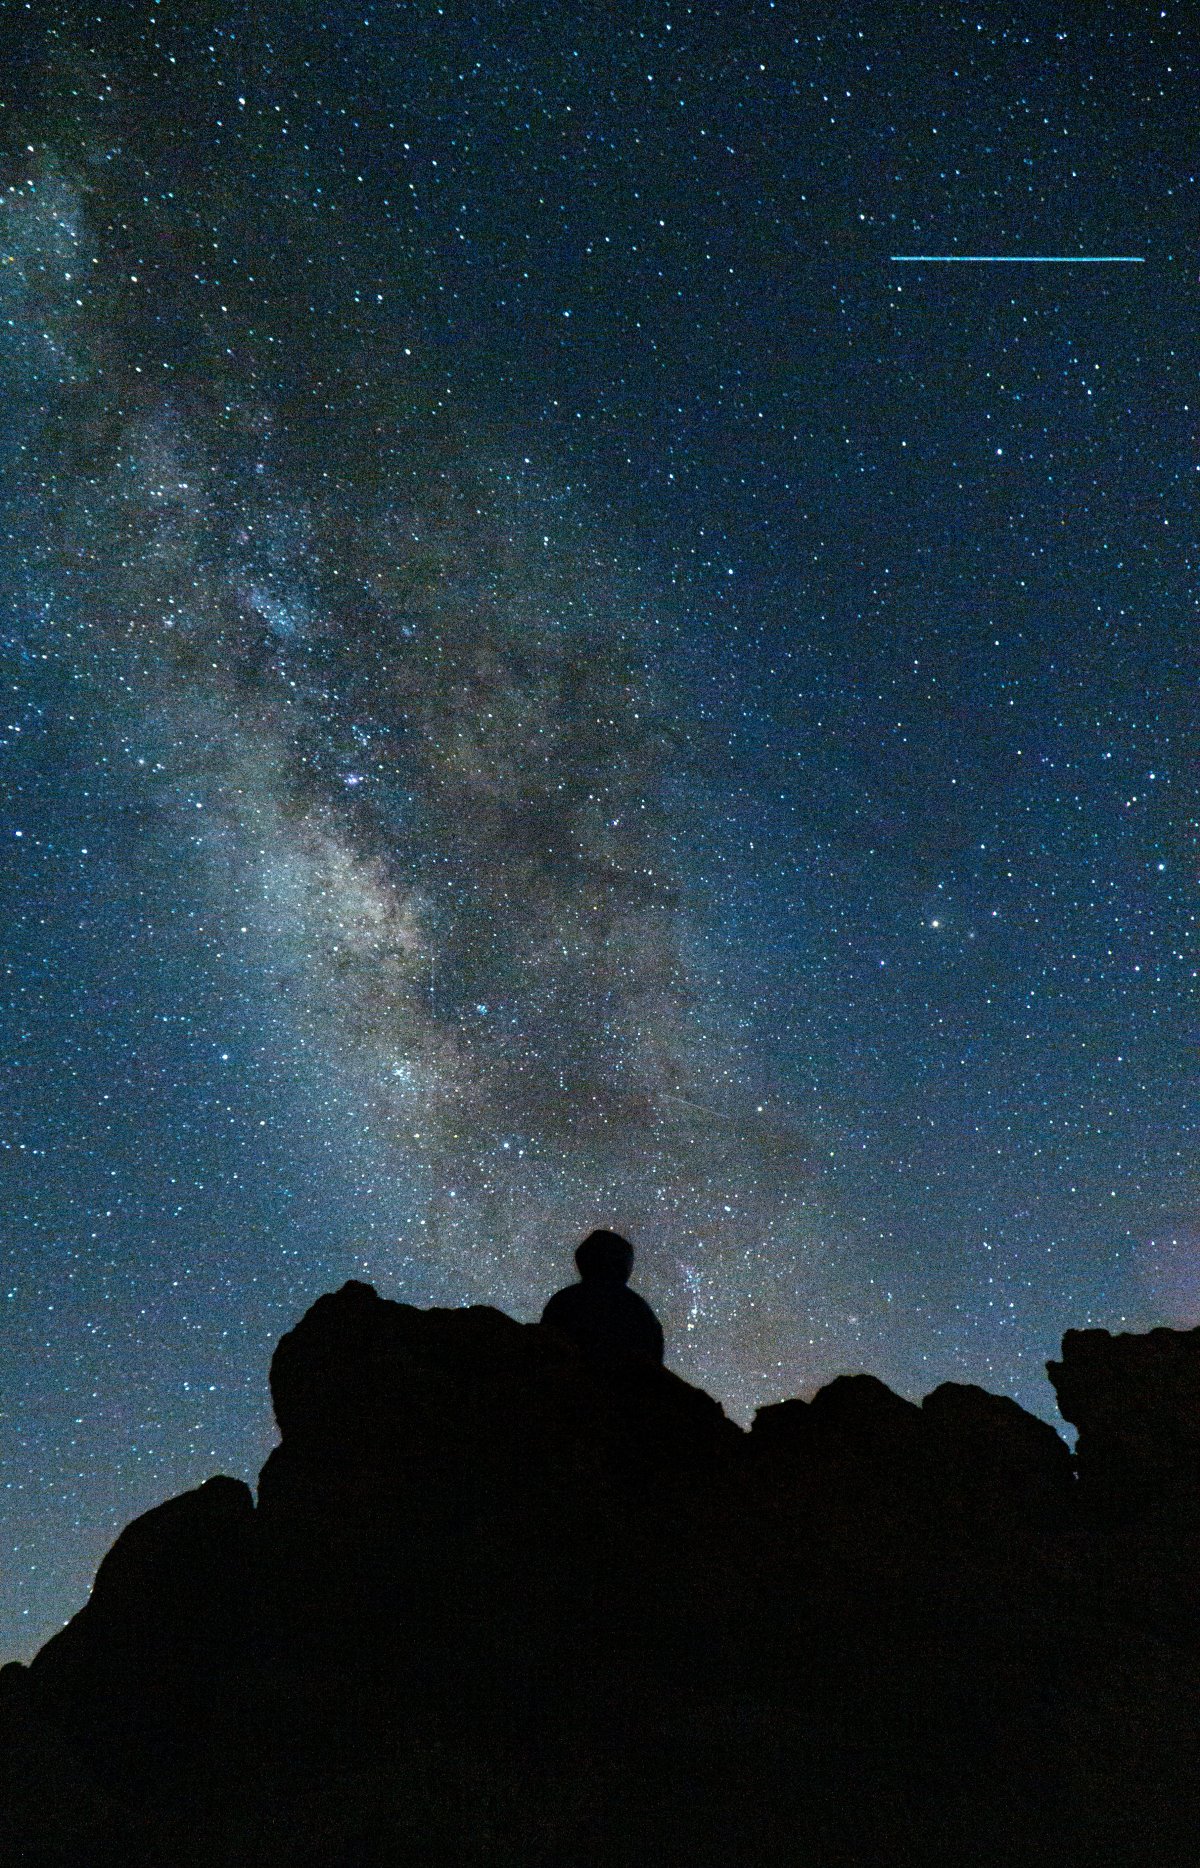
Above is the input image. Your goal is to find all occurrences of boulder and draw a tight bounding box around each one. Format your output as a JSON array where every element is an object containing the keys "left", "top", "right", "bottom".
[
  {"left": 1048, "top": 1324, "right": 1200, "bottom": 1512},
  {"left": 256, "top": 1282, "right": 743, "bottom": 1700},
  {"left": 921, "top": 1382, "right": 1072, "bottom": 1518},
  {"left": 23, "top": 1473, "right": 255, "bottom": 1767},
  {"left": 262, "top": 1278, "right": 737, "bottom": 1510},
  {"left": 751, "top": 1372, "right": 924, "bottom": 1482}
]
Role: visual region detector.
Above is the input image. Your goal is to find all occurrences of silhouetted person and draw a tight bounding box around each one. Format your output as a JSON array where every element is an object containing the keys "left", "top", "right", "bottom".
[{"left": 540, "top": 1230, "right": 665, "bottom": 1364}]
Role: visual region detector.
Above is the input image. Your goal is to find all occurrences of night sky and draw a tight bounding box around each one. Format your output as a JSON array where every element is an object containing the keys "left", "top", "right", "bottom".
[{"left": 2, "top": 1, "right": 1195, "bottom": 1659}]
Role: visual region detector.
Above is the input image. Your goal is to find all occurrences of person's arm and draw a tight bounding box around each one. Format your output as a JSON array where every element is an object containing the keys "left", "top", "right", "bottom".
[{"left": 649, "top": 1310, "right": 665, "bottom": 1364}]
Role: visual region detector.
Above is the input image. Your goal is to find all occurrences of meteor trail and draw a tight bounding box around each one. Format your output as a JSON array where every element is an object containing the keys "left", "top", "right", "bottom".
[{"left": 891, "top": 255, "right": 1144, "bottom": 264}]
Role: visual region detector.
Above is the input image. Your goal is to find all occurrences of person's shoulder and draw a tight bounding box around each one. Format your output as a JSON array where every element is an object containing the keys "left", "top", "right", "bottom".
[{"left": 540, "top": 1283, "right": 583, "bottom": 1326}]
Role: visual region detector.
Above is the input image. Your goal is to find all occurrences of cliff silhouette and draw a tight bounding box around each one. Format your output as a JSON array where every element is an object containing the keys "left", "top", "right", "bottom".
[{"left": 5, "top": 1285, "right": 1200, "bottom": 1866}]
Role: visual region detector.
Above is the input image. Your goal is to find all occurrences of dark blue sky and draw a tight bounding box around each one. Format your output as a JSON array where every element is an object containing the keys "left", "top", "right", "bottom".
[{"left": 2, "top": 0, "right": 1195, "bottom": 1657}]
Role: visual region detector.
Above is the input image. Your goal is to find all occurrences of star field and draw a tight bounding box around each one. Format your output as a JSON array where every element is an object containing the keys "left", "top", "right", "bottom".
[{"left": 1, "top": 1, "right": 1196, "bottom": 1658}]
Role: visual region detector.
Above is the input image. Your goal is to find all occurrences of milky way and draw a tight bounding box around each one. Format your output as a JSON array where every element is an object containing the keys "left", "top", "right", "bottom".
[
  {"left": 2, "top": 3, "right": 1195, "bottom": 1656},
  {"left": 4, "top": 137, "right": 822, "bottom": 1351}
]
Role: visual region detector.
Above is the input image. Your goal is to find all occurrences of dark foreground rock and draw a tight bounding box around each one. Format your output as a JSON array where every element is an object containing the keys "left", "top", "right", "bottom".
[
  {"left": 5, "top": 1290, "right": 1200, "bottom": 1866},
  {"left": 1050, "top": 1322, "right": 1200, "bottom": 1512}
]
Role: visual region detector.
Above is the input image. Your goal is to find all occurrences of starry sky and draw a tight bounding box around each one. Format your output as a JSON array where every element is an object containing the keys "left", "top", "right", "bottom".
[{"left": 2, "top": 0, "right": 1196, "bottom": 1658}]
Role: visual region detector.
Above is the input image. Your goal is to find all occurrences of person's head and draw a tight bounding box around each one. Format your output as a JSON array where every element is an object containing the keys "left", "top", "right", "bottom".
[{"left": 575, "top": 1229, "right": 635, "bottom": 1283}]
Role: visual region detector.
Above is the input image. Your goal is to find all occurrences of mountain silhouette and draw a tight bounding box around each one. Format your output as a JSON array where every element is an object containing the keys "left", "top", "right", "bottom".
[{"left": 5, "top": 1283, "right": 1200, "bottom": 1865}]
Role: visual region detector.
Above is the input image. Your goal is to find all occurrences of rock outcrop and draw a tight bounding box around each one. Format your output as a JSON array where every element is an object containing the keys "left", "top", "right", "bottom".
[
  {"left": 6, "top": 1287, "right": 1200, "bottom": 1868},
  {"left": 1049, "top": 1323, "right": 1200, "bottom": 1513},
  {"left": 29, "top": 1476, "right": 255, "bottom": 1690}
]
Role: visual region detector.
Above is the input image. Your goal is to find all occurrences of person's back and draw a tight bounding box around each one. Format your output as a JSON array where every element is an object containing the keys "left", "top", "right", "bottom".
[{"left": 540, "top": 1229, "right": 664, "bottom": 1364}]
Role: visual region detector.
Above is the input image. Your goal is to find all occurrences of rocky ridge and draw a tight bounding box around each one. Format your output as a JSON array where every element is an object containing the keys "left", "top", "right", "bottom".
[{"left": 5, "top": 1284, "right": 1200, "bottom": 1866}]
